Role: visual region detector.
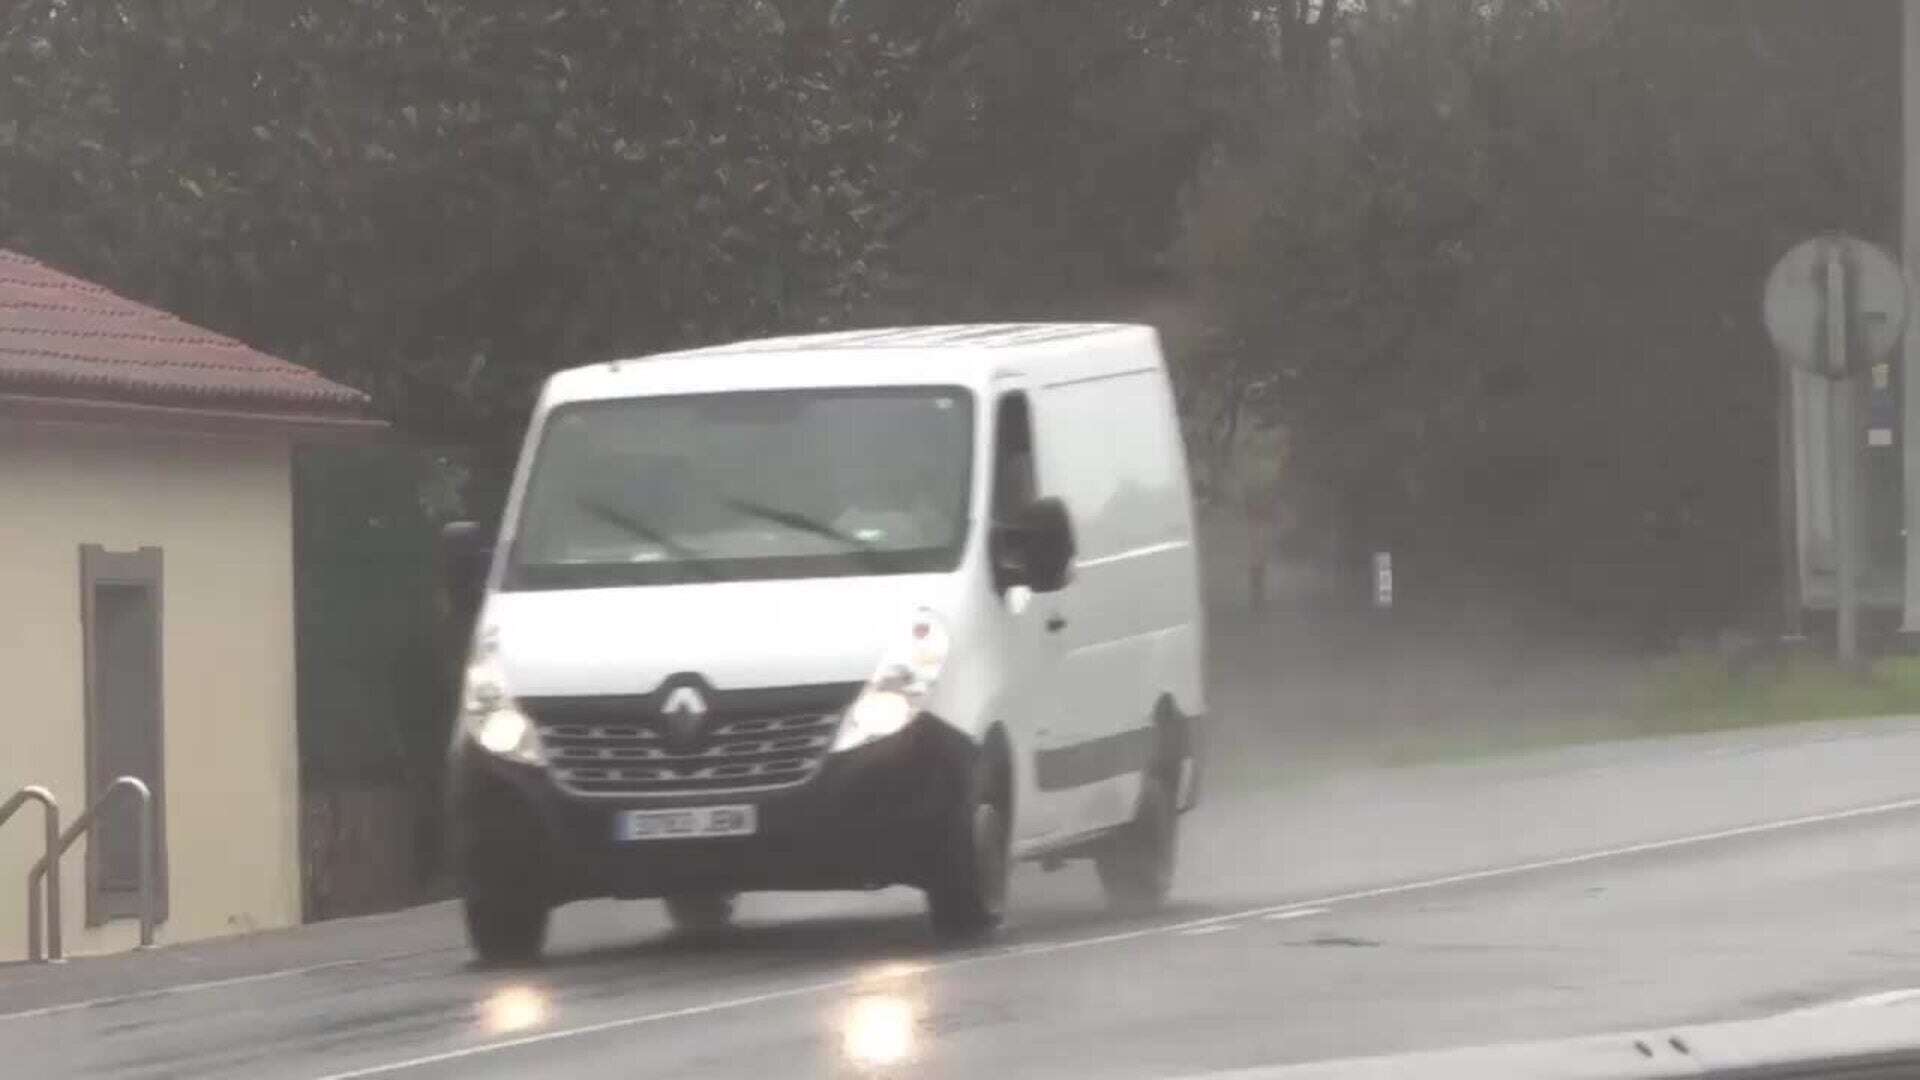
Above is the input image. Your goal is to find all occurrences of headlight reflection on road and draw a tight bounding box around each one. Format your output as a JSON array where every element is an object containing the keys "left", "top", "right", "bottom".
[
  {"left": 478, "top": 984, "right": 551, "bottom": 1035},
  {"left": 861, "top": 959, "right": 930, "bottom": 982},
  {"left": 842, "top": 993, "right": 918, "bottom": 1069}
]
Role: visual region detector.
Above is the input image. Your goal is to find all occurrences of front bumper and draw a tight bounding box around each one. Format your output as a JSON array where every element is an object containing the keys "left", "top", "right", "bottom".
[{"left": 447, "top": 713, "right": 974, "bottom": 903}]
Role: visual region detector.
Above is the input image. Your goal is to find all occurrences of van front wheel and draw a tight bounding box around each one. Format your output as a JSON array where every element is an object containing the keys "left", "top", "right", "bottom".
[
  {"left": 925, "top": 753, "right": 1010, "bottom": 941},
  {"left": 1095, "top": 769, "right": 1177, "bottom": 914},
  {"left": 464, "top": 889, "right": 549, "bottom": 966}
]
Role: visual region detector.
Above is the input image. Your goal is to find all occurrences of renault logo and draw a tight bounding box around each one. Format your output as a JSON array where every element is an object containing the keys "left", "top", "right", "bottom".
[{"left": 661, "top": 685, "right": 708, "bottom": 745}]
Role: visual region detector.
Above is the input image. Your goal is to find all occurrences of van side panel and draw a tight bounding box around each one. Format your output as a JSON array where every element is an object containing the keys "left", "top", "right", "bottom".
[{"left": 1030, "top": 343, "right": 1204, "bottom": 833}]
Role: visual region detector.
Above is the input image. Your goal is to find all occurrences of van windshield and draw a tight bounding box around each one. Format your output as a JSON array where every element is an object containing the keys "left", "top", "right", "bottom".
[{"left": 502, "top": 386, "right": 974, "bottom": 589}]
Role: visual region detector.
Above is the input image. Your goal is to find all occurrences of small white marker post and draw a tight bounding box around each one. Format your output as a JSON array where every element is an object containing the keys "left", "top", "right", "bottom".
[{"left": 1372, "top": 551, "right": 1393, "bottom": 610}]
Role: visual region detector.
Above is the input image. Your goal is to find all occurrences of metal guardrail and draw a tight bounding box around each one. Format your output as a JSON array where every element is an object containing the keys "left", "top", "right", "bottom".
[
  {"left": 1, "top": 787, "right": 59, "bottom": 962},
  {"left": 25, "top": 776, "right": 156, "bottom": 962}
]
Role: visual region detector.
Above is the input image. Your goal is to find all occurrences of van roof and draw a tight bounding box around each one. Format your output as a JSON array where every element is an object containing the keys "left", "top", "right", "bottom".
[
  {"left": 542, "top": 323, "right": 1159, "bottom": 405},
  {"left": 677, "top": 322, "right": 1137, "bottom": 355}
]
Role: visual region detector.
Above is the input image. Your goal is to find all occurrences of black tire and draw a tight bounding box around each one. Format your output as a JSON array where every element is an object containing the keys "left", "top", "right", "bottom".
[
  {"left": 663, "top": 892, "right": 737, "bottom": 936},
  {"left": 925, "top": 749, "right": 1011, "bottom": 941},
  {"left": 464, "top": 889, "right": 549, "bottom": 966},
  {"left": 1095, "top": 769, "right": 1178, "bottom": 915}
]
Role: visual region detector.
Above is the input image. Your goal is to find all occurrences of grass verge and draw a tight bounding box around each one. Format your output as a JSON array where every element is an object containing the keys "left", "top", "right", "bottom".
[
  {"left": 1373, "top": 652, "right": 1920, "bottom": 768},
  {"left": 1636, "top": 653, "right": 1920, "bottom": 734}
]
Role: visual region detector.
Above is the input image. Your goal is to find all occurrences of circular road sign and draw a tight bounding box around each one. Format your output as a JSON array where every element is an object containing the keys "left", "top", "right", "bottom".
[{"left": 1764, "top": 234, "right": 1908, "bottom": 379}]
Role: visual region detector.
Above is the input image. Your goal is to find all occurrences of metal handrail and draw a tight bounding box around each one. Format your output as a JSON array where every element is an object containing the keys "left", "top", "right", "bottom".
[
  {"left": 27, "top": 776, "right": 155, "bottom": 961},
  {"left": 1, "top": 787, "right": 59, "bottom": 962}
]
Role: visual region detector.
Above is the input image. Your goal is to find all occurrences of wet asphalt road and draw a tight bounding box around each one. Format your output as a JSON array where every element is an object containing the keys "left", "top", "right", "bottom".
[{"left": 8, "top": 716, "right": 1920, "bottom": 1079}]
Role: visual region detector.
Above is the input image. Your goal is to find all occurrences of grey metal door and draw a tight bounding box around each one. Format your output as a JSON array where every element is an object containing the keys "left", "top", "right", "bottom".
[{"left": 81, "top": 545, "right": 168, "bottom": 926}]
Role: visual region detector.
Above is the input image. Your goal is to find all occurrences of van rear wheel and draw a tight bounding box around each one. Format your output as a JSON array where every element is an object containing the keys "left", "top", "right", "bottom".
[
  {"left": 1095, "top": 769, "right": 1177, "bottom": 914},
  {"left": 925, "top": 751, "right": 1010, "bottom": 941}
]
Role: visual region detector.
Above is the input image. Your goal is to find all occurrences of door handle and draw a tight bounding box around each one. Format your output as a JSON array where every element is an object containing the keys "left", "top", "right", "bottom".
[{"left": 1045, "top": 613, "right": 1068, "bottom": 633}]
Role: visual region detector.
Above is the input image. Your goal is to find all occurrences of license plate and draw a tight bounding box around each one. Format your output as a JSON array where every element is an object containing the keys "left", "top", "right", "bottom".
[{"left": 613, "top": 805, "right": 757, "bottom": 842}]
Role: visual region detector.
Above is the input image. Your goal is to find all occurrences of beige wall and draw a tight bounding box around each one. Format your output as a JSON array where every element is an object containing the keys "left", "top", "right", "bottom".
[{"left": 0, "top": 420, "right": 301, "bottom": 961}]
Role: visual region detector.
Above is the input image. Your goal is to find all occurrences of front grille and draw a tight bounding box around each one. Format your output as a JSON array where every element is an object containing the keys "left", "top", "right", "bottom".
[{"left": 521, "top": 684, "right": 857, "bottom": 798}]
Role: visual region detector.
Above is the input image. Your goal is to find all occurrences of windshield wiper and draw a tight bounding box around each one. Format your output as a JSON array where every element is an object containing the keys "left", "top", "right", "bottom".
[
  {"left": 576, "top": 498, "right": 718, "bottom": 579},
  {"left": 719, "top": 496, "right": 884, "bottom": 566}
]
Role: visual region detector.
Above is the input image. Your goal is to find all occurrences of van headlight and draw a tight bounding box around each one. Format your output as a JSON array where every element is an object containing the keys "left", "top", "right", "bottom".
[
  {"left": 833, "top": 609, "right": 950, "bottom": 753},
  {"left": 461, "top": 632, "right": 544, "bottom": 765}
]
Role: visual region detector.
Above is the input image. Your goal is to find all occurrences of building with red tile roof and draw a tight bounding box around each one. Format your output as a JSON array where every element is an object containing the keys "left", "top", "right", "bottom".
[
  {"left": 0, "top": 249, "right": 379, "bottom": 435},
  {"left": 0, "top": 249, "right": 379, "bottom": 962}
]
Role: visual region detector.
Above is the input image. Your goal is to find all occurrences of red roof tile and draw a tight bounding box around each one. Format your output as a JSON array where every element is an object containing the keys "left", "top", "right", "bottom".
[{"left": 0, "top": 249, "right": 371, "bottom": 419}]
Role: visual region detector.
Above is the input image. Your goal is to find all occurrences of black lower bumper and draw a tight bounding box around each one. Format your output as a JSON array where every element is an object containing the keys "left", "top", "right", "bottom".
[{"left": 447, "top": 714, "right": 975, "bottom": 903}]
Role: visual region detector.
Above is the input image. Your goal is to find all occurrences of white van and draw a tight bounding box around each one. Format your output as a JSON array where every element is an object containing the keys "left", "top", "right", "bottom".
[{"left": 444, "top": 323, "right": 1205, "bottom": 963}]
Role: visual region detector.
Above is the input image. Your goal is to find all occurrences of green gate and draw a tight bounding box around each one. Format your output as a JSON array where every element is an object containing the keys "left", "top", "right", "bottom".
[{"left": 292, "top": 443, "right": 455, "bottom": 919}]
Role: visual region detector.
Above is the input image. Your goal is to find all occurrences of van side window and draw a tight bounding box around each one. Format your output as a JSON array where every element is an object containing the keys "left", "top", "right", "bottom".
[{"left": 991, "top": 392, "right": 1037, "bottom": 523}]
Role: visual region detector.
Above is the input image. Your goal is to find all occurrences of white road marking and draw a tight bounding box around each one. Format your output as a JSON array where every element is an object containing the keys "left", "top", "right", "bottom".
[
  {"left": 308, "top": 793, "right": 1920, "bottom": 1079},
  {"left": 309, "top": 975, "right": 881, "bottom": 1080},
  {"left": 1163, "top": 792, "right": 1920, "bottom": 934},
  {"left": 1262, "top": 907, "right": 1328, "bottom": 922},
  {"left": 1075, "top": 540, "right": 1191, "bottom": 569},
  {"left": 1176, "top": 925, "right": 1235, "bottom": 937},
  {"left": 1786, "top": 986, "right": 1920, "bottom": 1014}
]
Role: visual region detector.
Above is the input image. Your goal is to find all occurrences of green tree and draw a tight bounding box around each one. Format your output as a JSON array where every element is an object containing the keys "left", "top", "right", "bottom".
[
  {"left": 2, "top": 0, "right": 915, "bottom": 496},
  {"left": 1172, "top": 0, "right": 1898, "bottom": 625}
]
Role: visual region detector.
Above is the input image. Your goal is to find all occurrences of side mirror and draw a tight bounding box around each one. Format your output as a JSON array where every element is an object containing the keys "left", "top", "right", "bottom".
[{"left": 992, "top": 497, "right": 1076, "bottom": 594}]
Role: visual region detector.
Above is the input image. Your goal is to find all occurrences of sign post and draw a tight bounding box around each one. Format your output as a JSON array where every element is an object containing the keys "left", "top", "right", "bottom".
[
  {"left": 1903, "top": 0, "right": 1920, "bottom": 638},
  {"left": 1825, "top": 246, "right": 1862, "bottom": 665},
  {"left": 1764, "top": 233, "right": 1909, "bottom": 669}
]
